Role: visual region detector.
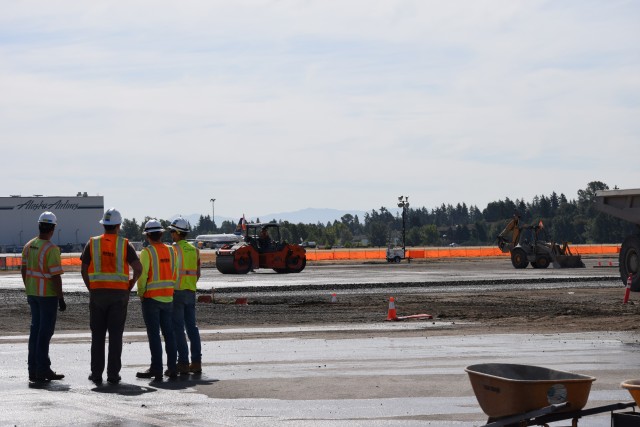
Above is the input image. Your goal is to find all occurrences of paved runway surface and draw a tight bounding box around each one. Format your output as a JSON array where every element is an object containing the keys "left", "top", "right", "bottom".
[{"left": 0, "top": 325, "right": 638, "bottom": 426}]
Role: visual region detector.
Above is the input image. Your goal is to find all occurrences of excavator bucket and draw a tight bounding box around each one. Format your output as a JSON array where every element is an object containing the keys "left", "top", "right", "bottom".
[
  {"left": 553, "top": 255, "right": 586, "bottom": 268},
  {"left": 551, "top": 242, "right": 585, "bottom": 268}
]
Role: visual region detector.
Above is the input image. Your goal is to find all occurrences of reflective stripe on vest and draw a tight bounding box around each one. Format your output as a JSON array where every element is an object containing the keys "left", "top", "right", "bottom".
[
  {"left": 23, "top": 239, "right": 58, "bottom": 296},
  {"left": 173, "top": 241, "right": 198, "bottom": 291},
  {"left": 143, "top": 243, "right": 175, "bottom": 298},
  {"left": 88, "top": 235, "right": 130, "bottom": 290}
]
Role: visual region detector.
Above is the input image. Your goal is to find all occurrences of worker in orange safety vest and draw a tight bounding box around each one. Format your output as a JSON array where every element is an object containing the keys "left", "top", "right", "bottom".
[
  {"left": 136, "top": 219, "right": 177, "bottom": 381},
  {"left": 81, "top": 207, "right": 142, "bottom": 385}
]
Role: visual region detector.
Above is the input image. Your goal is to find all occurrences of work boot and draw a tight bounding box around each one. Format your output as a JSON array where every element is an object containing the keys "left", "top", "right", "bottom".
[
  {"left": 88, "top": 373, "right": 103, "bottom": 385},
  {"left": 189, "top": 362, "right": 202, "bottom": 374},
  {"left": 44, "top": 371, "right": 65, "bottom": 381},
  {"left": 106, "top": 375, "right": 121, "bottom": 385},
  {"left": 177, "top": 362, "right": 190, "bottom": 375},
  {"left": 164, "top": 369, "right": 178, "bottom": 379},
  {"left": 136, "top": 368, "right": 163, "bottom": 381}
]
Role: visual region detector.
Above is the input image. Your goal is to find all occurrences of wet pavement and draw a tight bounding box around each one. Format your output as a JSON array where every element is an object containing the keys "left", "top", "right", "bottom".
[{"left": 0, "top": 325, "right": 638, "bottom": 426}]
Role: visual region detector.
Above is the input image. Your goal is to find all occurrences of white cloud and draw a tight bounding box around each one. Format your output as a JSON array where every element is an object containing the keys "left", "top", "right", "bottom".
[{"left": 1, "top": 0, "right": 639, "bottom": 220}]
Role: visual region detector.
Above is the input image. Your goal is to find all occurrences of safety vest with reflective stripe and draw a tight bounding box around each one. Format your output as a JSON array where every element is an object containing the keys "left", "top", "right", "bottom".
[
  {"left": 22, "top": 238, "right": 63, "bottom": 297},
  {"left": 142, "top": 243, "right": 176, "bottom": 299},
  {"left": 87, "top": 234, "right": 130, "bottom": 290},
  {"left": 173, "top": 240, "right": 199, "bottom": 291}
]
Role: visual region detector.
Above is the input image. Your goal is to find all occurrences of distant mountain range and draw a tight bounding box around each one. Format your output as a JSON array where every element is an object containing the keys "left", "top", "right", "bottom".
[{"left": 174, "top": 208, "right": 371, "bottom": 227}]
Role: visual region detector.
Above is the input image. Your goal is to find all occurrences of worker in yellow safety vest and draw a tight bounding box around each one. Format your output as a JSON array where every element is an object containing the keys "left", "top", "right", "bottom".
[
  {"left": 21, "top": 211, "right": 66, "bottom": 383},
  {"left": 136, "top": 219, "right": 177, "bottom": 381},
  {"left": 81, "top": 207, "right": 142, "bottom": 385},
  {"left": 168, "top": 217, "right": 202, "bottom": 374}
]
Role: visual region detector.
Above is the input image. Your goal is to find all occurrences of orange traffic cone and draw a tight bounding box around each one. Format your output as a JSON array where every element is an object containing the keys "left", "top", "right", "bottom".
[
  {"left": 386, "top": 297, "right": 397, "bottom": 321},
  {"left": 624, "top": 274, "right": 632, "bottom": 304},
  {"left": 331, "top": 293, "right": 338, "bottom": 303}
]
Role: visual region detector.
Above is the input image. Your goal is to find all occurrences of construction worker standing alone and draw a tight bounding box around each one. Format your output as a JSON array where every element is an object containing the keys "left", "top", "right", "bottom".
[
  {"left": 136, "top": 219, "right": 177, "bottom": 381},
  {"left": 21, "top": 211, "right": 66, "bottom": 383},
  {"left": 81, "top": 208, "right": 142, "bottom": 385},
  {"left": 168, "top": 217, "right": 202, "bottom": 374}
]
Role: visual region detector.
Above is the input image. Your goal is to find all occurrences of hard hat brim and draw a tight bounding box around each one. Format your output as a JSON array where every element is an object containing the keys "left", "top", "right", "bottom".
[{"left": 144, "top": 227, "right": 165, "bottom": 234}]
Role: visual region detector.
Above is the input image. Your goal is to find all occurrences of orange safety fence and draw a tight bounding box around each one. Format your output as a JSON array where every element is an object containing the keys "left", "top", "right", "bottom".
[
  {"left": 304, "top": 244, "right": 621, "bottom": 261},
  {"left": 0, "top": 255, "right": 82, "bottom": 269},
  {"left": 1, "top": 244, "right": 622, "bottom": 267}
]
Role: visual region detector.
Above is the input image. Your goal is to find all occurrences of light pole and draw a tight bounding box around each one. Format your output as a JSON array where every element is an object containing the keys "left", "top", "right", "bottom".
[
  {"left": 19, "top": 230, "right": 23, "bottom": 246},
  {"left": 397, "top": 196, "right": 409, "bottom": 255},
  {"left": 75, "top": 228, "right": 79, "bottom": 244},
  {"left": 210, "top": 198, "right": 216, "bottom": 231}
]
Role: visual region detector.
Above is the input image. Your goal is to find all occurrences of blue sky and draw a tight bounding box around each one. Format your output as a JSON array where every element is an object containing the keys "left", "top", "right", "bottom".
[{"left": 2, "top": 1, "right": 639, "bottom": 222}]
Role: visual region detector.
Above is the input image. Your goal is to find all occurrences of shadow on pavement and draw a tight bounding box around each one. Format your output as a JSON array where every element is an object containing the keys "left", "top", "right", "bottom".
[
  {"left": 28, "top": 381, "right": 70, "bottom": 392},
  {"left": 138, "top": 373, "right": 218, "bottom": 391},
  {"left": 91, "top": 382, "right": 157, "bottom": 396}
]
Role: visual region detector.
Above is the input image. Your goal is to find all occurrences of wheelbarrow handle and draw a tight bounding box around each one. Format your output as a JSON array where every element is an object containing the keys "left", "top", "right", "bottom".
[{"left": 482, "top": 402, "right": 569, "bottom": 427}]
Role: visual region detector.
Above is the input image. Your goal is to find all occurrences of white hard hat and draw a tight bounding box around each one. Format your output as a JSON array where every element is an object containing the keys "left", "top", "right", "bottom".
[
  {"left": 143, "top": 219, "right": 165, "bottom": 234},
  {"left": 168, "top": 217, "right": 190, "bottom": 233},
  {"left": 100, "top": 208, "right": 122, "bottom": 225},
  {"left": 38, "top": 211, "right": 57, "bottom": 225}
]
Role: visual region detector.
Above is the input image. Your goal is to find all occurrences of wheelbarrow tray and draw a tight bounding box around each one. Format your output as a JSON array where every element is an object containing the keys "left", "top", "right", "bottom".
[
  {"left": 466, "top": 363, "right": 595, "bottom": 419},
  {"left": 621, "top": 379, "right": 640, "bottom": 406}
]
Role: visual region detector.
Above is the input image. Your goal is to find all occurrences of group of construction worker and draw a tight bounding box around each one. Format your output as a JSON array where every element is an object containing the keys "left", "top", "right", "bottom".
[{"left": 21, "top": 208, "right": 202, "bottom": 384}]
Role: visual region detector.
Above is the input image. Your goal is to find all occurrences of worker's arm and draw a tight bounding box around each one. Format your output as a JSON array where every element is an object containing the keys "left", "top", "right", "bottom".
[
  {"left": 79, "top": 243, "right": 92, "bottom": 290},
  {"left": 52, "top": 274, "right": 63, "bottom": 299},
  {"left": 129, "top": 260, "right": 142, "bottom": 290},
  {"left": 137, "top": 249, "right": 150, "bottom": 298},
  {"left": 196, "top": 248, "right": 201, "bottom": 281},
  {"left": 20, "top": 245, "right": 28, "bottom": 286},
  {"left": 47, "top": 247, "right": 65, "bottom": 311},
  {"left": 81, "top": 263, "right": 90, "bottom": 290}
]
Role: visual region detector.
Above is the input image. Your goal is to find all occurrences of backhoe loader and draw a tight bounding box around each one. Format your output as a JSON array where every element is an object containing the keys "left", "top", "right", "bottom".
[{"left": 497, "top": 221, "right": 585, "bottom": 269}]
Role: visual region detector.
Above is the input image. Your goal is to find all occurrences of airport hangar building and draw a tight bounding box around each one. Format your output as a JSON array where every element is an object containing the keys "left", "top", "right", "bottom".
[{"left": 0, "top": 194, "right": 104, "bottom": 252}]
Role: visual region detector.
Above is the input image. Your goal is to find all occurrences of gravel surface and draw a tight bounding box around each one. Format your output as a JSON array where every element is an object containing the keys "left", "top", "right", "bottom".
[{"left": 2, "top": 277, "right": 638, "bottom": 338}]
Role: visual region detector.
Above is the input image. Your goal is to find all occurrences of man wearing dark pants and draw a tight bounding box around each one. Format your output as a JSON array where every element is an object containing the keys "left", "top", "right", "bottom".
[
  {"left": 21, "top": 211, "right": 66, "bottom": 383},
  {"left": 168, "top": 217, "right": 202, "bottom": 374},
  {"left": 81, "top": 208, "right": 142, "bottom": 385},
  {"left": 136, "top": 219, "right": 177, "bottom": 381}
]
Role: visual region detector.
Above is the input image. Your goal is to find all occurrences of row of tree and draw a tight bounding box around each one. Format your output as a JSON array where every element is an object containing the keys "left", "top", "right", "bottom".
[{"left": 119, "top": 181, "right": 636, "bottom": 247}]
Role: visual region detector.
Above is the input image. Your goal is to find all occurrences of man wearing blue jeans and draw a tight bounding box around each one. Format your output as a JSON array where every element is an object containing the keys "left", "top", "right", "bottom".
[
  {"left": 21, "top": 211, "right": 66, "bottom": 383},
  {"left": 136, "top": 220, "right": 177, "bottom": 381},
  {"left": 168, "top": 217, "right": 202, "bottom": 374}
]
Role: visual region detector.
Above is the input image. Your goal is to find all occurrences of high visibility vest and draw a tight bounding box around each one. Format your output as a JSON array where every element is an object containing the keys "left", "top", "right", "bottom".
[
  {"left": 142, "top": 243, "right": 176, "bottom": 299},
  {"left": 87, "top": 234, "right": 130, "bottom": 290},
  {"left": 173, "top": 240, "right": 199, "bottom": 291},
  {"left": 22, "top": 238, "right": 63, "bottom": 297}
]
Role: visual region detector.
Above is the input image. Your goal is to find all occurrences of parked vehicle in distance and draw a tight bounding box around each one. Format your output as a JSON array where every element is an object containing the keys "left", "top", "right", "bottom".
[
  {"left": 195, "top": 233, "right": 243, "bottom": 249},
  {"left": 386, "top": 246, "right": 405, "bottom": 263}
]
